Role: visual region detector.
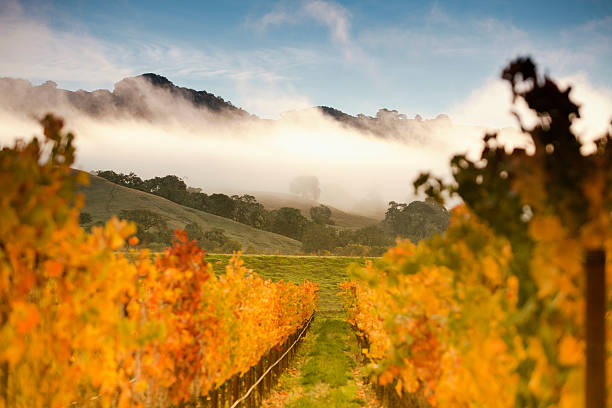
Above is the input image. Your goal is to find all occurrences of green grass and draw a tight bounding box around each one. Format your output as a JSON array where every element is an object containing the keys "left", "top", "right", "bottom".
[
  {"left": 79, "top": 174, "right": 302, "bottom": 254},
  {"left": 284, "top": 318, "right": 365, "bottom": 408},
  {"left": 300, "top": 319, "right": 356, "bottom": 387}
]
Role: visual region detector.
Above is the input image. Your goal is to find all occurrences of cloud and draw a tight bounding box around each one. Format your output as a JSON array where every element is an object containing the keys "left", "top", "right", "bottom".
[
  {"left": 250, "top": 1, "right": 372, "bottom": 69},
  {"left": 249, "top": 9, "right": 291, "bottom": 32},
  {"left": 0, "top": 0, "right": 324, "bottom": 118},
  {"left": 0, "top": 1, "right": 131, "bottom": 87},
  {"left": 0, "top": 76, "right": 492, "bottom": 212},
  {"left": 448, "top": 73, "right": 612, "bottom": 151},
  {"left": 304, "top": 0, "right": 351, "bottom": 46}
]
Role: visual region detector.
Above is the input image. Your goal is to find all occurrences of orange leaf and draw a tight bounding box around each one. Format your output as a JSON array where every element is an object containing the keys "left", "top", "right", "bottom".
[{"left": 44, "top": 260, "right": 63, "bottom": 278}]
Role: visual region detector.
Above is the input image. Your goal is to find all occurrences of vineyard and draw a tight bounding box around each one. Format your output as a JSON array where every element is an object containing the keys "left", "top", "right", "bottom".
[
  {"left": 0, "top": 115, "right": 318, "bottom": 407},
  {"left": 339, "top": 58, "right": 612, "bottom": 408},
  {"left": 1, "top": 57, "right": 611, "bottom": 408}
]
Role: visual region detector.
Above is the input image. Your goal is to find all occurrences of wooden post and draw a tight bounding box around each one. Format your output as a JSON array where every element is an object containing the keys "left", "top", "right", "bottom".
[
  {"left": 257, "top": 359, "right": 264, "bottom": 403},
  {"left": 586, "top": 248, "right": 606, "bottom": 408},
  {"left": 247, "top": 366, "right": 254, "bottom": 408},
  {"left": 264, "top": 352, "right": 271, "bottom": 395},
  {"left": 272, "top": 348, "right": 279, "bottom": 386},
  {"left": 210, "top": 389, "right": 219, "bottom": 408},
  {"left": 231, "top": 375, "right": 239, "bottom": 406},
  {"left": 224, "top": 381, "right": 229, "bottom": 408}
]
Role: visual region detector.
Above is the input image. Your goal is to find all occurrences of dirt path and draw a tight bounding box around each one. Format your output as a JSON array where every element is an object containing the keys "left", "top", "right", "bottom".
[{"left": 261, "top": 314, "right": 379, "bottom": 408}]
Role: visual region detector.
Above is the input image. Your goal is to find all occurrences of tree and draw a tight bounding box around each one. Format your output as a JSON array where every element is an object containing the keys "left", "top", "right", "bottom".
[
  {"left": 337, "top": 225, "right": 393, "bottom": 247},
  {"left": 301, "top": 223, "right": 338, "bottom": 253},
  {"left": 78, "top": 211, "right": 92, "bottom": 225},
  {"left": 384, "top": 200, "right": 450, "bottom": 243},
  {"left": 309, "top": 204, "right": 334, "bottom": 225},
  {"left": 184, "top": 222, "right": 205, "bottom": 242},
  {"left": 415, "top": 57, "right": 611, "bottom": 407},
  {"left": 232, "top": 194, "right": 267, "bottom": 228},
  {"left": 96, "top": 170, "right": 144, "bottom": 189},
  {"left": 265, "top": 207, "right": 308, "bottom": 240},
  {"left": 204, "top": 193, "right": 235, "bottom": 219},
  {"left": 289, "top": 176, "right": 321, "bottom": 201},
  {"left": 119, "top": 209, "right": 172, "bottom": 245},
  {"left": 141, "top": 175, "right": 188, "bottom": 202}
]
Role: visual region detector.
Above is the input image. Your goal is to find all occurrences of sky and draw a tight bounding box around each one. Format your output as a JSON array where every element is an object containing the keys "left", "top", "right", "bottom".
[
  {"left": 2, "top": 0, "right": 611, "bottom": 119},
  {"left": 1, "top": 0, "right": 611, "bottom": 213}
]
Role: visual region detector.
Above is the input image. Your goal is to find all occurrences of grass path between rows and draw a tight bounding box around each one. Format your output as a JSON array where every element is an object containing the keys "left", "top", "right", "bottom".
[
  {"left": 261, "top": 316, "right": 379, "bottom": 408},
  {"left": 206, "top": 255, "right": 380, "bottom": 408}
]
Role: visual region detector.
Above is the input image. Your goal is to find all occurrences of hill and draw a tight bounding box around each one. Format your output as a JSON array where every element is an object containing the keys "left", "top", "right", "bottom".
[
  {"left": 79, "top": 174, "right": 302, "bottom": 254},
  {"left": 0, "top": 74, "right": 449, "bottom": 144},
  {"left": 247, "top": 191, "right": 381, "bottom": 229}
]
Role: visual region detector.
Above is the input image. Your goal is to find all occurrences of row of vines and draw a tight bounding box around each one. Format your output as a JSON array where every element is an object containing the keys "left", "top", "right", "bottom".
[
  {"left": 340, "top": 58, "right": 612, "bottom": 407},
  {"left": 0, "top": 115, "right": 318, "bottom": 408}
]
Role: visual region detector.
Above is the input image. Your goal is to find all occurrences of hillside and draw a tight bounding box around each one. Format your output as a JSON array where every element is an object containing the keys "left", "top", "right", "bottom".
[
  {"left": 79, "top": 174, "right": 302, "bottom": 254},
  {"left": 248, "top": 191, "right": 381, "bottom": 229}
]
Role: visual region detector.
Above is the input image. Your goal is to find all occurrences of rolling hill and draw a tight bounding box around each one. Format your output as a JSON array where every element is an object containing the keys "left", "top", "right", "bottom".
[{"left": 79, "top": 174, "right": 302, "bottom": 254}]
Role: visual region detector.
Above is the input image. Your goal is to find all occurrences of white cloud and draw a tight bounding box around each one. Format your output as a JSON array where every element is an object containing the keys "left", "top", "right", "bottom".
[
  {"left": 250, "top": 0, "right": 373, "bottom": 69},
  {"left": 449, "top": 73, "right": 612, "bottom": 151},
  {"left": 0, "top": 1, "right": 131, "bottom": 86},
  {"left": 249, "top": 9, "right": 291, "bottom": 32},
  {"left": 304, "top": 0, "right": 351, "bottom": 46},
  {"left": 0, "top": 1, "right": 327, "bottom": 118}
]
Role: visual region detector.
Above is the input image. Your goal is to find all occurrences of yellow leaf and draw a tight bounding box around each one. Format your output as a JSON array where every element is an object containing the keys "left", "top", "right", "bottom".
[
  {"left": 559, "top": 335, "right": 583, "bottom": 366},
  {"left": 395, "top": 379, "right": 403, "bottom": 397}
]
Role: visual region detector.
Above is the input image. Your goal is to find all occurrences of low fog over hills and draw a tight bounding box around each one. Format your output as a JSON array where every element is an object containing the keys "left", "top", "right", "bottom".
[{"left": 0, "top": 73, "right": 529, "bottom": 215}]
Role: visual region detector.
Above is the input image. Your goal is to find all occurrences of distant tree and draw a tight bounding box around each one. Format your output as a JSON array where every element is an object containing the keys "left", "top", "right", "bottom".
[
  {"left": 199, "top": 228, "right": 242, "bottom": 253},
  {"left": 204, "top": 193, "right": 235, "bottom": 218},
  {"left": 96, "top": 170, "right": 144, "bottom": 190},
  {"left": 232, "top": 194, "right": 268, "bottom": 228},
  {"left": 384, "top": 200, "right": 450, "bottom": 243},
  {"left": 119, "top": 209, "right": 172, "bottom": 245},
  {"left": 266, "top": 207, "right": 308, "bottom": 240},
  {"left": 141, "top": 175, "right": 188, "bottom": 202},
  {"left": 301, "top": 223, "right": 338, "bottom": 253},
  {"left": 338, "top": 225, "right": 393, "bottom": 247},
  {"left": 184, "top": 222, "right": 205, "bottom": 242},
  {"left": 289, "top": 176, "right": 321, "bottom": 201},
  {"left": 78, "top": 212, "right": 92, "bottom": 225},
  {"left": 309, "top": 204, "right": 334, "bottom": 225}
]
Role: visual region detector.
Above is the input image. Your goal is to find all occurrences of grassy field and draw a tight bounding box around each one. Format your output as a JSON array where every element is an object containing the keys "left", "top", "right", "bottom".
[
  {"left": 79, "top": 174, "right": 302, "bottom": 254},
  {"left": 205, "top": 254, "right": 375, "bottom": 317}
]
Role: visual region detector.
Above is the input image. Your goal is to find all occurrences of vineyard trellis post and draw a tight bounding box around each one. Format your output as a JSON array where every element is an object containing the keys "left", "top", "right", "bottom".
[{"left": 586, "top": 249, "right": 606, "bottom": 408}]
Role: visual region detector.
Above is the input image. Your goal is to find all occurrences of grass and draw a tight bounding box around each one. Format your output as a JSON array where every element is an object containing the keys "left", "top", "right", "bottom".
[
  {"left": 208, "top": 254, "right": 377, "bottom": 408},
  {"left": 79, "top": 174, "right": 302, "bottom": 254},
  {"left": 285, "top": 318, "right": 366, "bottom": 408}
]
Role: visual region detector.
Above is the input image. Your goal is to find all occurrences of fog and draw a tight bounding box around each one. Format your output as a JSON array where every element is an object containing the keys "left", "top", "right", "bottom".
[{"left": 0, "top": 74, "right": 609, "bottom": 217}]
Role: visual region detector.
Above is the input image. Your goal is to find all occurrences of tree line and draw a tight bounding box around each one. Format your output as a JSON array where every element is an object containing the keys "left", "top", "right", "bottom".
[{"left": 94, "top": 170, "right": 450, "bottom": 254}]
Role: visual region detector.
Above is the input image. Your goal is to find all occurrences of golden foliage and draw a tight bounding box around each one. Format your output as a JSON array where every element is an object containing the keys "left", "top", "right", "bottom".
[{"left": 0, "top": 115, "right": 318, "bottom": 408}]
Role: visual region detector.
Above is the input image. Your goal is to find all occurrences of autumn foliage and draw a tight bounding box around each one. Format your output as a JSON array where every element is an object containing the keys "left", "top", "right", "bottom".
[
  {"left": 339, "top": 58, "right": 612, "bottom": 407},
  {"left": 0, "top": 115, "right": 318, "bottom": 408},
  {"left": 340, "top": 207, "right": 520, "bottom": 407}
]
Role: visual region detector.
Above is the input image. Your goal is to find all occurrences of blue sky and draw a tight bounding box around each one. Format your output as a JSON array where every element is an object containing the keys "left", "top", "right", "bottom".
[{"left": 3, "top": 0, "right": 611, "bottom": 119}]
